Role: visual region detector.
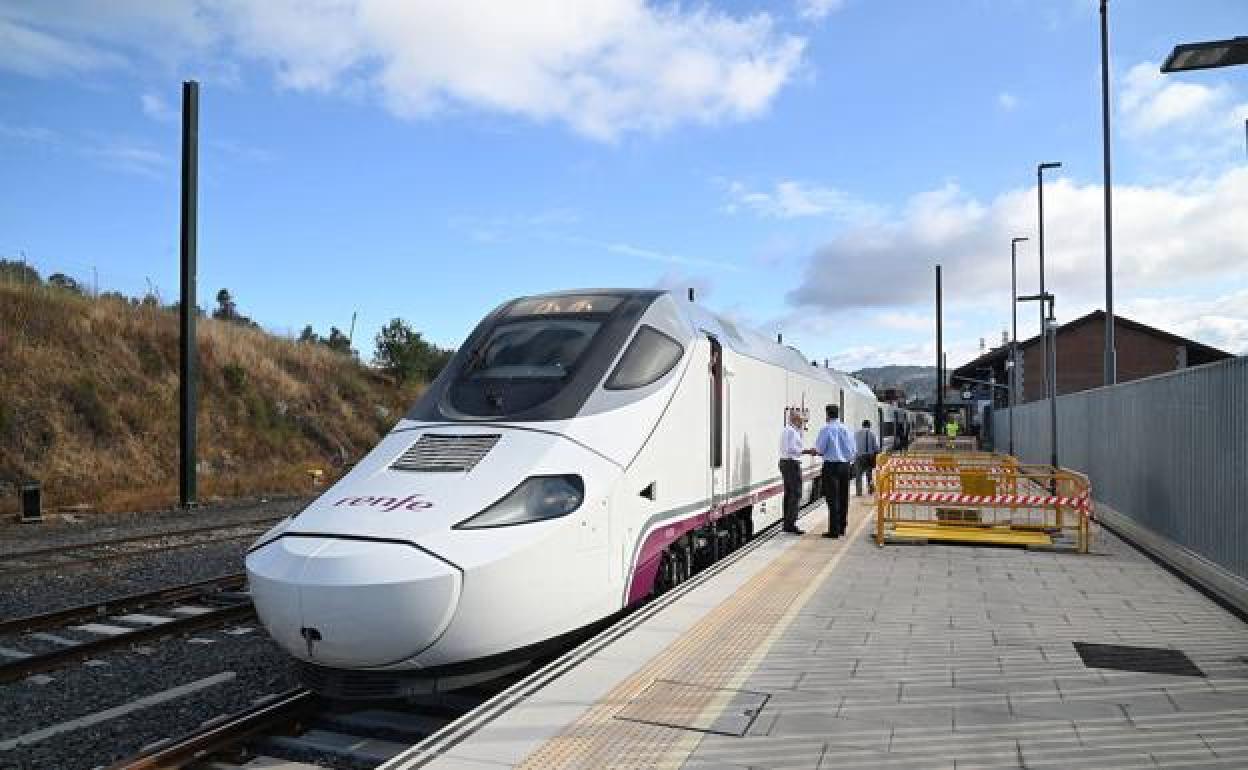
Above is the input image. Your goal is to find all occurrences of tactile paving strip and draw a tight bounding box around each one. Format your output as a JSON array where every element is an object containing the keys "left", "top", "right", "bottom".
[{"left": 517, "top": 502, "right": 872, "bottom": 768}]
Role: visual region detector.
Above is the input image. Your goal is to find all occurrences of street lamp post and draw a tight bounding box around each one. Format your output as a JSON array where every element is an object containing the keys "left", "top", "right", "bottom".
[
  {"left": 1161, "top": 37, "right": 1248, "bottom": 152},
  {"left": 1018, "top": 292, "right": 1058, "bottom": 472},
  {"left": 1009, "top": 236, "right": 1029, "bottom": 457},
  {"left": 1161, "top": 36, "right": 1248, "bottom": 73},
  {"left": 1036, "top": 162, "right": 1061, "bottom": 404},
  {"left": 1100, "top": 0, "right": 1116, "bottom": 387}
]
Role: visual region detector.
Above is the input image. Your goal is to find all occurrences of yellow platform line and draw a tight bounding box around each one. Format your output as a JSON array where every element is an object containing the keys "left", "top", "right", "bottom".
[{"left": 517, "top": 502, "right": 874, "bottom": 769}]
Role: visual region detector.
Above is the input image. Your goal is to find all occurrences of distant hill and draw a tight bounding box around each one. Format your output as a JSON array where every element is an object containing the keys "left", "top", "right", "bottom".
[
  {"left": 0, "top": 279, "right": 424, "bottom": 515},
  {"left": 852, "top": 365, "right": 937, "bottom": 400}
]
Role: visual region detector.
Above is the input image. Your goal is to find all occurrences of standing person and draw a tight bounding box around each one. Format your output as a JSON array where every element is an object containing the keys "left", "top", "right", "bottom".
[
  {"left": 815, "top": 404, "right": 856, "bottom": 539},
  {"left": 854, "top": 419, "right": 881, "bottom": 496},
  {"left": 778, "top": 409, "right": 812, "bottom": 535},
  {"left": 944, "top": 414, "right": 959, "bottom": 438}
]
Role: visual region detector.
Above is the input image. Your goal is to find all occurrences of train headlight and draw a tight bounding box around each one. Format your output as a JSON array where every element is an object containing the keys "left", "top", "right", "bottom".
[{"left": 454, "top": 475, "right": 585, "bottom": 529}]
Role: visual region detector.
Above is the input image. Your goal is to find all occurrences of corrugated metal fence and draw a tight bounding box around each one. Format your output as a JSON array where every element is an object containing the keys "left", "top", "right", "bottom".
[{"left": 994, "top": 356, "right": 1248, "bottom": 582}]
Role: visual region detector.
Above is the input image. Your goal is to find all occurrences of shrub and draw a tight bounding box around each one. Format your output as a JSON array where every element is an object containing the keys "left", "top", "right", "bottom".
[
  {"left": 64, "top": 377, "right": 114, "bottom": 437},
  {"left": 222, "top": 362, "right": 248, "bottom": 394}
]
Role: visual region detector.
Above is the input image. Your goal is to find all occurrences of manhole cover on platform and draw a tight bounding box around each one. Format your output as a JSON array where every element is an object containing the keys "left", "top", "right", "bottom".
[
  {"left": 615, "top": 679, "right": 769, "bottom": 736},
  {"left": 1074, "top": 642, "right": 1205, "bottom": 678}
]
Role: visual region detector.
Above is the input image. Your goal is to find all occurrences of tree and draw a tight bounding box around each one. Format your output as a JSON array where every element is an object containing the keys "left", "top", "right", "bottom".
[
  {"left": 47, "top": 273, "right": 83, "bottom": 294},
  {"left": 0, "top": 259, "right": 40, "bottom": 285},
  {"left": 211, "top": 288, "right": 258, "bottom": 328},
  {"left": 373, "top": 318, "right": 451, "bottom": 383},
  {"left": 213, "top": 288, "right": 238, "bottom": 321},
  {"left": 298, "top": 325, "right": 318, "bottom": 344},
  {"left": 325, "top": 327, "right": 352, "bottom": 355}
]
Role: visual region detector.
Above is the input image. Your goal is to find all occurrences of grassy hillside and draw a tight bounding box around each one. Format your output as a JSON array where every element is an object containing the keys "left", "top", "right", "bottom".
[{"left": 0, "top": 282, "right": 423, "bottom": 515}]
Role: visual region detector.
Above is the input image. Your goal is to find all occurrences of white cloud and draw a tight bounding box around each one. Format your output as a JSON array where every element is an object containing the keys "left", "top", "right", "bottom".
[
  {"left": 1119, "top": 61, "right": 1227, "bottom": 134},
  {"left": 1121, "top": 289, "right": 1248, "bottom": 355},
  {"left": 0, "top": 121, "right": 58, "bottom": 143},
  {"left": 0, "top": 14, "right": 124, "bottom": 76},
  {"left": 788, "top": 167, "right": 1248, "bottom": 313},
  {"left": 84, "top": 142, "right": 170, "bottom": 178},
  {"left": 599, "top": 238, "right": 741, "bottom": 272},
  {"left": 997, "top": 91, "right": 1018, "bottom": 112},
  {"left": 875, "top": 311, "right": 946, "bottom": 333},
  {"left": 140, "top": 91, "right": 177, "bottom": 122},
  {"left": 2, "top": 1, "right": 806, "bottom": 142},
  {"left": 723, "top": 179, "right": 883, "bottom": 221},
  {"left": 797, "top": 0, "right": 845, "bottom": 22}
]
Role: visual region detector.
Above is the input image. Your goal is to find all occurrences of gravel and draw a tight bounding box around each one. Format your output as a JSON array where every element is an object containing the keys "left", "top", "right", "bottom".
[
  {"left": 0, "top": 623, "right": 299, "bottom": 770},
  {"left": 0, "top": 494, "right": 373, "bottom": 770},
  {"left": 1, "top": 537, "right": 259, "bottom": 620},
  {"left": 0, "top": 495, "right": 310, "bottom": 555}
]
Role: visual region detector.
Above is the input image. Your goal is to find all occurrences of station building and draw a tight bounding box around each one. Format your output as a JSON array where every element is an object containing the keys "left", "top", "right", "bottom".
[{"left": 953, "top": 310, "right": 1232, "bottom": 407}]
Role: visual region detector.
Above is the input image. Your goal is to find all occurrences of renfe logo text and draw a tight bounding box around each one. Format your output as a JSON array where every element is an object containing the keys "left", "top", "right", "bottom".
[{"left": 334, "top": 494, "right": 433, "bottom": 511}]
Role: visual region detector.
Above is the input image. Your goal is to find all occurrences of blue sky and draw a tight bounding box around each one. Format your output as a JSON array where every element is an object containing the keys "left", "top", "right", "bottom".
[{"left": 2, "top": 1, "right": 1247, "bottom": 371}]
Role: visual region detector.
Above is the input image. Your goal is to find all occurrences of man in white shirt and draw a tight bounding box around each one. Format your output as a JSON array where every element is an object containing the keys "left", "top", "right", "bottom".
[
  {"left": 778, "top": 409, "right": 812, "bottom": 535},
  {"left": 854, "top": 419, "right": 881, "bottom": 496},
  {"left": 814, "top": 404, "right": 857, "bottom": 538}
]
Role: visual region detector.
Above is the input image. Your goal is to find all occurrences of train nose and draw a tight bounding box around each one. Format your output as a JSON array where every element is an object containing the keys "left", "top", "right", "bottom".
[{"left": 246, "top": 536, "right": 462, "bottom": 668}]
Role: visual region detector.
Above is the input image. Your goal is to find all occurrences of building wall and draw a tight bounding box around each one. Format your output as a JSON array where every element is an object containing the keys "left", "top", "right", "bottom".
[{"left": 1018, "top": 319, "right": 1185, "bottom": 403}]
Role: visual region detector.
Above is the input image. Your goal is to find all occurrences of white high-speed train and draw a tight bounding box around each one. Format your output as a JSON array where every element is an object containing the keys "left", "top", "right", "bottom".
[{"left": 246, "top": 289, "right": 880, "bottom": 698}]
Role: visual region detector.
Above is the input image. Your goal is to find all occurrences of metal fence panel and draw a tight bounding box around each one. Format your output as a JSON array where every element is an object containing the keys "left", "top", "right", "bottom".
[{"left": 994, "top": 356, "right": 1248, "bottom": 581}]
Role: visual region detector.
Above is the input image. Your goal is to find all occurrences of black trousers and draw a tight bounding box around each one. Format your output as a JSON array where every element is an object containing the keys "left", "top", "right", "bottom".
[
  {"left": 779, "top": 459, "right": 801, "bottom": 530},
  {"left": 822, "top": 461, "right": 851, "bottom": 535},
  {"left": 854, "top": 454, "right": 876, "bottom": 496}
]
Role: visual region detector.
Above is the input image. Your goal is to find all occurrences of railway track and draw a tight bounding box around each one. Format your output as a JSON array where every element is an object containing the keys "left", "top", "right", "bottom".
[
  {"left": 0, "top": 573, "right": 254, "bottom": 683},
  {"left": 108, "top": 679, "right": 522, "bottom": 770},
  {"left": 0, "top": 518, "right": 283, "bottom": 576},
  {"left": 106, "top": 506, "right": 808, "bottom": 770}
]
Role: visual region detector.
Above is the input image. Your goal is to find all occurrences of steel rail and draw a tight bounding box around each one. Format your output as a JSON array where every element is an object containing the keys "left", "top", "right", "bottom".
[
  {"left": 106, "top": 687, "right": 319, "bottom": 770},
  {"left": 0, "top": 572, "right": 247, "bottom": 636},
  {"left": 0, "top": 602, "right": 256, "bottom": 683}
]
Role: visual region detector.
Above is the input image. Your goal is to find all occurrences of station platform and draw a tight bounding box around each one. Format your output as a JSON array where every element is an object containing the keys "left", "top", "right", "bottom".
[{"left": 383, "top": 498, "right": 1248, "bottom": 770}]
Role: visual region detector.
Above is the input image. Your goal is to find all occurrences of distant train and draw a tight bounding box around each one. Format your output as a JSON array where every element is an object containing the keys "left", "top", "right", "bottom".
[{"left": 245, "top": 289, "right": 916, "bottom": 698}]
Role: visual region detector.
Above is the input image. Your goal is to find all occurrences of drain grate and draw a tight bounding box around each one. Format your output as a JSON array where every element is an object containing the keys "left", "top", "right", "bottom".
[
  {"left": 1074, "top": 642, "right": 1205, "bottom": 678},
  {"left": 614, "top": 679, "right": 769, "bottom": 737}
]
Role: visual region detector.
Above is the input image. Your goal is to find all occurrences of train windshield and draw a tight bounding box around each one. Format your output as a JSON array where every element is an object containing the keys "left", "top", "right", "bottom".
[{"left": 447, "top": 295, "right": 622, "bottom": 417}]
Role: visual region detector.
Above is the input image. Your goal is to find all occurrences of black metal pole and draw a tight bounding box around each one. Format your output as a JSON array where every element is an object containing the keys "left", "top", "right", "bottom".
[
  {"left": 1037, "top": 166, "right": 1047, "bottom": 405},
  {"left": 936, "top": 265, "right": 943, "bottom": 429},
  {"left": 1047, "top": 296, "right": 1059, "bottom": 472},
  {"left": 1101, "top": 0, "right": 1116, "bottom": 386},
  {"left": 179, "top": 81, "right": 199, "bottom": 508},
  {"left": 1009, "top": 240, "right": 1019, "bottom": 455}
]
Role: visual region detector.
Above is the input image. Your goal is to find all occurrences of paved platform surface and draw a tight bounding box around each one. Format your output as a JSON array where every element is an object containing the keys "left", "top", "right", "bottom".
[{"left": 391, "top": 498, "right": 1248, "bottom": 769}]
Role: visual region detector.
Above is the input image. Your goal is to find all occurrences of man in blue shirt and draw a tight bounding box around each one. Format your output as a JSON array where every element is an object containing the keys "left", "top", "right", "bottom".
[
  {"left": 854, "top": 419, "right": 881, "bottom": 496},
  {"left": 815, "top": 404, "right": 857, "bottom": 538}
]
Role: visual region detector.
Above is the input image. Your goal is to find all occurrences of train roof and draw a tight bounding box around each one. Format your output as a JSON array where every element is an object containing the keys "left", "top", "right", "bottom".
[
  {"left": 672, "top": 293, "right": 874, "bottom": 398},
  {"left": 512, "top": 288, "right": 875, "bottom": 399}
]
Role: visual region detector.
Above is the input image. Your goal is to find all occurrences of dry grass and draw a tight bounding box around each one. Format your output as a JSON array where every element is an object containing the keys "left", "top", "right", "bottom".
[{"left": 0, "top": 282, "right": 423, "bottom": 516}]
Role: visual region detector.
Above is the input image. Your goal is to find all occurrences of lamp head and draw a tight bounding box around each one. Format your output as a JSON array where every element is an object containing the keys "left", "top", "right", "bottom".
[{"left": 1038, "top": 162, "right": 1062, "bottom": 171}]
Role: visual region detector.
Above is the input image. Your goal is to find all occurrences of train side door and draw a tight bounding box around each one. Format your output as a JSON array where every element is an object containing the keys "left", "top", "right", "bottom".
[{"left": 708, "top": 336, "right": 728, "bottom": 512}]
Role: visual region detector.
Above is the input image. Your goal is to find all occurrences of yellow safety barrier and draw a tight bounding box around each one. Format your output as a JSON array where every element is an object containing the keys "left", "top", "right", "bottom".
[
  {"left": 874, "top": 452, "right": 1091, "bottom": 553},
  {"left": 909, "top": 436, "right": 979, "bottom": 452}
]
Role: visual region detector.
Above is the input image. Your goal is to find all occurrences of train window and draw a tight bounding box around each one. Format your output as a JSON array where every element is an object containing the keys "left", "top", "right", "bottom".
[
  {"left": 883, "top": 421, "right": 895, "bottom": 437},
  {"left": 605, "top": 326, "right": 684, "bottom": 390},
  {"left": 449, "top": 318, "right": 603, "bottom": 415}
]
